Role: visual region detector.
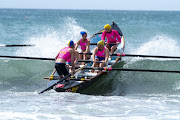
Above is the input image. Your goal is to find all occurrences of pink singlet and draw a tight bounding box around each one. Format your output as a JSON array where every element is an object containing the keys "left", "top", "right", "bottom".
[
  {"left": 79, "top": 39, "right": 87, "bottom": 50},
  {"left": 101, "top": 30, "right": 121, "bottom": 43},
  {"left": 67, "top": 56, "right": 75, "bottom": 62},
  {"left": 57, "top": 47, "right": 71, "bottom": 61},
  {"left": 96, "top": 47, "right": 106, "bottom": 58}
]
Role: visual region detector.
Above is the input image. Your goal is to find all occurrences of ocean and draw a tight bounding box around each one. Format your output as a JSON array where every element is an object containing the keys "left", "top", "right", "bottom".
[{"left": 0, "top": 9, "right": 180, "bottom": 120}]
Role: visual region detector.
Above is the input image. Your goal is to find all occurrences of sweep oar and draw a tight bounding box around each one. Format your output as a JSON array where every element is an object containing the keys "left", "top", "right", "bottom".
[
  {"left": 39, "top": 74, "right": 71, "bottom": 94},
  {"left": 80, "top": 67, "right": 180, "bottom": 73},
  {"left": 40, "top": 64, "right": 87, "bottom": 94},
  {"left": 79, "top": 52, "right": 180, "bottom": 59},
  {"left": 0, "top": 55, "right": 54, "bottom": 60},
  {"left": 78, "top": 60, "right": 104, "bottom": 63},
  {"left": 0, "top": 55, "right": 105, "bottom": 62},
  {"left": 0, "top": 44, "right": 34, "bottom": 47},
  {"left": 0, "top": 55, "right": 104, "bottom": 63},
  {"left": 111, "top": 53, "right": 180, "bottom": 59}
]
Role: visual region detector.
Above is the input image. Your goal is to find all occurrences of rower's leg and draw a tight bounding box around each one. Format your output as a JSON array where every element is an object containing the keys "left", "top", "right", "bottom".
[
  {"left": 79, "top": 53, "right": 84, "bottom": 65},
  {"left": 91, "top": 58, "right": 99, "bottom": 73},
  {"left": 106, "top": 44, "right": 111, "bottom": 51},
  {"left": 110, "top": 45, "right": 117, "bottom": 54}
]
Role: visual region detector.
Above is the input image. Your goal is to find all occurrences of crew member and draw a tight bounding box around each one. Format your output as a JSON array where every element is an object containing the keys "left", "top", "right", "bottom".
[
  {"left": 101, "top": 24, "right": 121, "bottom": 54},
  {"left": 75, "top": 31, "right": 91, "bottom": 63},
  {"left": 55, "top": 40, "right": 75, "bottom": 81},
  {"left": 91, "top": 40, "right": 109, "bottom": 72}
]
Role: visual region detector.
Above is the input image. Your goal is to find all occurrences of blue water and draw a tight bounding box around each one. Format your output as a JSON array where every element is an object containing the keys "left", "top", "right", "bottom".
[{"left": 0, "top": 9, "right": 180, "bottom": 120}]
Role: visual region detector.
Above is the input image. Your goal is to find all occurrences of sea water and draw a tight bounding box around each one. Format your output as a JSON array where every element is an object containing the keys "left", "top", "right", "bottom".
[{"left": 0, "top": 9, "right": 180, "bottom": 120}]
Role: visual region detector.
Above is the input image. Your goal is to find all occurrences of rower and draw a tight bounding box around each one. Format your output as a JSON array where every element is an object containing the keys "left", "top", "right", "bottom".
[
  {"left": 55, "top": 40, "right": 75, "bottom": 81},
  {"left": 75, "top": 31, "right": 91, "bottom": 64},
  {"left": 91, "top": 40, "right": 109, "bottom": 72},
  {"left": 101, "top": 24, "right": 121, "bottom": 54}
]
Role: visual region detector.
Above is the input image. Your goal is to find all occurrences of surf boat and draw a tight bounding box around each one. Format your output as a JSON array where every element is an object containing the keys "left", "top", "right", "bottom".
[{"left": 46, "top": 22, "right": 125, "bottom": 94}]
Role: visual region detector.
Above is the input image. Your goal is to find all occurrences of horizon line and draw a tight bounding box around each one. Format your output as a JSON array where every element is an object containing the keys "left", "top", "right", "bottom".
[{"left": 0, "top": 7, "right": 180, "bottom": 12}]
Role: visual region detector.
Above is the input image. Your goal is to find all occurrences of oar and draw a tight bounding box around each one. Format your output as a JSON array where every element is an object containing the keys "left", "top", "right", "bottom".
[
  {"left": 79, "top": 53, "right": 92, "bottom": 55},
  {"left": 40, "top": 64, "right": 87, "bottom": 94},
  {"left": 0, "top": 55, "right": 55, "bottom": 60},
  {"left": 38, "top": 74, "right": 71, "bottom": 94},
  {"left": 2, "top": 54, "right": 179, "bottom": 61},
  {"left": 78, "top": 60, "right": 104, "bottom": 63},
  {"left": 0, "top": 44, "right": 34, "bottom": 47},
  {"left": 0, "top": 55, "right": 108, "bottom": 64},
  {"left": 90, "top": 43, "right": 117, "bottom": 45},
  {"left": 0, "top": 55, "right": 106, "bottom": 63},
  {"left": 80, "top": 67, "right": 180, "bottom": 73},
  {"left": 112, "top": 53, "right": 180, "bottom": 59},
  {"left": 79, "top": 52, "right": 180, "bottom": 59},
  {"left": 44, "top": 77, "right": 90, "bottom": 81}
]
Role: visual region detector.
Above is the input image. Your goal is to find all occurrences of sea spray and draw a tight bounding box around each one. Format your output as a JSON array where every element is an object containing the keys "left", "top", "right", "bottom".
[{"left": 15, "top": 17, "right": 88, "bottom": 57}]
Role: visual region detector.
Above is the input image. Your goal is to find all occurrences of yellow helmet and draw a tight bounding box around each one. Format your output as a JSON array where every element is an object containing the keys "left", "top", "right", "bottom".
[
  {"left": 97, "top": 40, "right": 104, "bottom": 46},
  {"left": 104, "top": 24, "right": 111, "bottom": 29}
]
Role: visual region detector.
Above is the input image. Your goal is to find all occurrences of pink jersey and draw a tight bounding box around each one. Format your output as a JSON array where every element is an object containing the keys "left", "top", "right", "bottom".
[
  {"left": 67, "top": 56, "right": 75, "bottom": 62},
  {"left": 79, "top": 39, "right": 87, "bottom": 50},
  {"left": 96, "top": 47, "right": 106, "bottom": 58},
  {"left": 57, "top": 47, "right": 71, "bottom": 61},
  {"left": 101, "top": 30, "right": 121, "bottom": 43}
]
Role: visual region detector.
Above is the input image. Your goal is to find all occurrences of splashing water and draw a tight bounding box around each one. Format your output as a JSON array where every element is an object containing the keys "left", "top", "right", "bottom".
[
  {"left": 15, "top": 17, "right": 88, "bottom": 58},
  {"left": 125, "top": 35, "right": 180, "bottom": 65},
  {"left": 135, "top": 35, "right": 180, "bottom": 56}
]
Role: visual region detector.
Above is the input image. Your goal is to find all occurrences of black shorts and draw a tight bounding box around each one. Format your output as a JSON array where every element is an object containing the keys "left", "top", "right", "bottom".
[{"left": 55, "top": 63, "right": 69, "bottom": 76}]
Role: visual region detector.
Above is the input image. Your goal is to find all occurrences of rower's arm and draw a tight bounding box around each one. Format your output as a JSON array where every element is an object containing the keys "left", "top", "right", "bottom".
[
  {"left": 85, "top": 40, "right": 90, "bottom": 53},
  {"left": 105, "top": 48, "right": 109, "bottom": 63},
  {"left": 69, "top": 49, "right": 75, "bottom": 73},
  {"left": 74, "top": 50, "right": 79, "bottom": 65},
  {"left": 115, "top": 30, "right": 121, "bottom": 43},
  {"left": 75, "top": 40, "right": 80, "bottom": 50},
  {"left": 92, "top": 48, "right": 98, "bottom": 61},
  {"left": 101, "top": 31, "right": 106, "bottom": 42}
]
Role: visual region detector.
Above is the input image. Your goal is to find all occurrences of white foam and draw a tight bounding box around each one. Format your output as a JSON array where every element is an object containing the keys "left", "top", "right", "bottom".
[
  {"left": 15, "top": 17, "right": 88, "bottom": 58},
  {"left": 126, "top": 35, "right": 180, "bottom": 64},
  {"left": 135, "top": 35, "right": 180, "bottom": 56}
]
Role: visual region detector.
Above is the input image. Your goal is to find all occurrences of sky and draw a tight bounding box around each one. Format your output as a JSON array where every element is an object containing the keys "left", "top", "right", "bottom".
[{"left": 0, "top": 0, "right": 180, "bottom": 11}]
